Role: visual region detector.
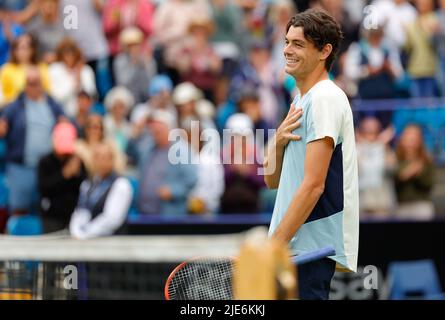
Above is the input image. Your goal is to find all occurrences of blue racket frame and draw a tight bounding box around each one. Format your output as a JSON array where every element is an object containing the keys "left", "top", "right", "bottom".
[{"left": 291, "top": 246, "right": 336, "bottom": 265}]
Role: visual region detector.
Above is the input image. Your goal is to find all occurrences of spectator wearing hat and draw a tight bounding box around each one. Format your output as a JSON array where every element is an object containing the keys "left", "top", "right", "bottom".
[
  {"left": 49, "top": 38, "right": 97, "bottom": 117},
  {"left": 182, "top": 117, "right": 224, "bottom": 215},
  {"left": 129, "top": 75, "right": 178, "bottom": 158},
  {"left": 113, "top": 27, "right": 157, "bottom": 104},
  {"left": 103, "top": 0, "right": 155, "bottom": 57},
  {"left": 131, "top": 74, "right": 177, "bottom": 128},
  {"left": 168, "top": 16, "right": 222, "bottom": 102},
  {"left": 38, "top": 122, "right": 87, "bottom": 233},
  {"left": 75, "top": 113, "right": 126, "bottom": 176},
  {"left": 104, "top": 86, "right": 134, "bottom": 153},
  {"left": 136, "top": 109, "right": 197, "bottom": 216},
  {"left": 220, "top": 113, "right": 265, "bottom": 214},
  {"left": 0, "top": 66, "right": 65, "bottom": 216},
  {"left": 172, "top": 82, "right": 216, "bottom": 131},
  {"left": 172, "top": 81, "right": 220, "bottom": 157},
  {"left": 70, "top": 142, "right": 133, "bottom": 239}
]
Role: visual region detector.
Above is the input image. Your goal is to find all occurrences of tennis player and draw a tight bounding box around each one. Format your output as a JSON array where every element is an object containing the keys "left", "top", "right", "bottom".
[{"left": 264, "top": 9, "right": 359, "bottom": 300}]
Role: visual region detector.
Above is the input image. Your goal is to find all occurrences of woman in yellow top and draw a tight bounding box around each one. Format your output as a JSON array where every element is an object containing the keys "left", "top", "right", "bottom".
[{"left": 0, "top": 33, "right": 51, "bottom": 106}]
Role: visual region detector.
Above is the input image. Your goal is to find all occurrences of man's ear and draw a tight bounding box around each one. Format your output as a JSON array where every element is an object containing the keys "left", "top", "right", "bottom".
[{"left": 320, "top": 44, "right": 333, "bottom": 62}]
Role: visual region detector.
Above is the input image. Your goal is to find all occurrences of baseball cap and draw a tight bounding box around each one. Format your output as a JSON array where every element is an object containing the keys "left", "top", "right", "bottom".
[
  {"left": 149, "top": 74, "right": 173, "bottom": 97},
  {"left": 53, "top": 122, "right": 77, "bottom": 155}
]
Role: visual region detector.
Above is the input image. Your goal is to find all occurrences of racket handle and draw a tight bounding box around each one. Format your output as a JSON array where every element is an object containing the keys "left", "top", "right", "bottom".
[{"left": 291, "top": 246, "right": 336, "bottom": 265}]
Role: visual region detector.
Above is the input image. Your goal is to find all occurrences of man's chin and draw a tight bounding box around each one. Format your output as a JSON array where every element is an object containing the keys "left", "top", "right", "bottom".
[{"left": 284, "top": 66, "right": 298, "bottom": 77}]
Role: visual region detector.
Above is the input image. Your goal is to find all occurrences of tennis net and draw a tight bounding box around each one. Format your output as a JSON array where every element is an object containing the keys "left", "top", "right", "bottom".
[{"left": 0, "top": 232, "right": 244, "bottom": 300}]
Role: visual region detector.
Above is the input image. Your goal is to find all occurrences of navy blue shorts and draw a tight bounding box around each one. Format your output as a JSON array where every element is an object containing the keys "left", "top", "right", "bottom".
[{"left": 297, "top": 258, "right": 336, "bottom": 300}]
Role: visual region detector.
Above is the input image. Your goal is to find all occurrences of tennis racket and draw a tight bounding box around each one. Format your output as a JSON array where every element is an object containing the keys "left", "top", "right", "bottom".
[
  {"left": 164, "top": 246, "right": 335, "bottom": 300},
  {"left": 165, "top": 256, "right": 237, "bottom": 300}
]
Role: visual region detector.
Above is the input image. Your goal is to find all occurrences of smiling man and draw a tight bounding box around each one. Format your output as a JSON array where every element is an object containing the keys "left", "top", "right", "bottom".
[{"left": 263, "top": 9, "right": 359, "bottom": 300}]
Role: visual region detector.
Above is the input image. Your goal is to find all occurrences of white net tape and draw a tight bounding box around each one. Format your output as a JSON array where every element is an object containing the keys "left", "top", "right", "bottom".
[{"left": 0, "top": 233, "right": 245, "bottom": 262}]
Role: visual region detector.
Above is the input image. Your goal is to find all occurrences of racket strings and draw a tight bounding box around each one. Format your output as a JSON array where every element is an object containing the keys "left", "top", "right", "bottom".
[{"left": 167, "top": 258, "right": 235, "bottom": 300}]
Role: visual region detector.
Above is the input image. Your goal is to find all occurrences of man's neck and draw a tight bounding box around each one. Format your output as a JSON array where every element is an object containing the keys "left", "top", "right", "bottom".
[
  {"left": 26, "top": 94, "right": 45, "bottom": 103},
  {"left": 296, "top": 68, "right": 330, "bottom": 97}
]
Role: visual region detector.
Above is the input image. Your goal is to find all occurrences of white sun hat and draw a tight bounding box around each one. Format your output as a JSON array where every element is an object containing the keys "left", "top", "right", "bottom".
[
  {"left": 225, "top": 113, "right": 254, "bottom": 136},
  {"left": 172, "top": 82, "right": 203, "bottom": 105}
]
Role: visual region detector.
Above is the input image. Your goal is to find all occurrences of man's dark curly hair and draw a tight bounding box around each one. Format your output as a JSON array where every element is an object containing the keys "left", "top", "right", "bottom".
[{"left": 286, "top": 9, "right": 344, "bottom": 71}]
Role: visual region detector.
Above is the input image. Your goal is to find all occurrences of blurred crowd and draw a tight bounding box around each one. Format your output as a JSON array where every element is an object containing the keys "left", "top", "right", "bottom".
[{"left": 0, "top": 0, "right": 444, "bottom": 236}]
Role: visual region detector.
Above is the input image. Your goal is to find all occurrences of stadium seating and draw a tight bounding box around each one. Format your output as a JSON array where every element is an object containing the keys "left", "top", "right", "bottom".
[
  {"left": 388, "top": 259, "right": 445, "bottom": 300},
  {"left": 6, "top": 214, "right": 42, "bottom": 236}
]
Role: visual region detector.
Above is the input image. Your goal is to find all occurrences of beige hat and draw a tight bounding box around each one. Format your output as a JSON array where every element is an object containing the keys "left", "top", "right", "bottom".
[
  {"left": 195, "top": 99, "right": 216, "bottom": 119},
  {"left": 188, "top": 16, "right": 215, "bottom": 35},
  {"left": 120, "top": 27, "right": 144, "bottom": 46},
  {"left": 172, "top": 82, "right": 203, "bottom": 105}
]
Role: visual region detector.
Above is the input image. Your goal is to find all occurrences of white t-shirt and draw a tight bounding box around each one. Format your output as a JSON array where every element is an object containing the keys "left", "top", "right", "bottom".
[
  {"left": 371, "top": 0, "right": 417, "bottom": 50},
  {"left": 49, "top": 62, "right": 97, "bottom": 117},
  {"left": 269, "top": 79, "right": 359, "bottom": 272}
]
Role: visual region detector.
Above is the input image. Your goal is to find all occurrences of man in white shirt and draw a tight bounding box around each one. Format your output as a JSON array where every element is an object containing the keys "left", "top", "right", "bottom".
[{"left": 264, "top": 9, "right": 359, "bottom": 300}]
